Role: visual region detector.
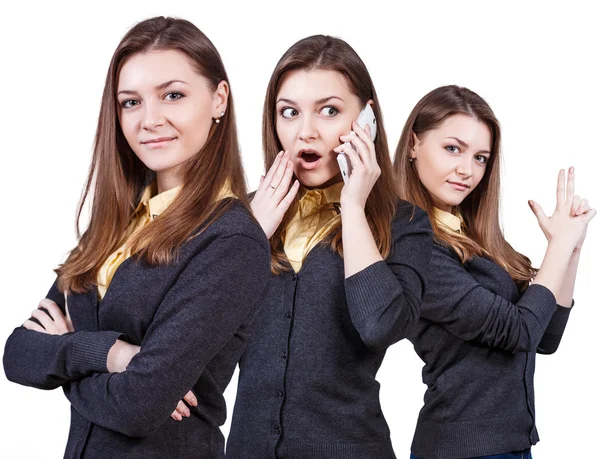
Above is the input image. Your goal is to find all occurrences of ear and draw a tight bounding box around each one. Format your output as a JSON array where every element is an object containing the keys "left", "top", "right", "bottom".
[
  {"left": 410, "top": 132, "right": 420, "bottom": 159},
  {"left": 367, "top": 99, "right": 374, "bottom": 107},
  {"left": 212, "top": 80, "right": 229, "bottom": 118}
]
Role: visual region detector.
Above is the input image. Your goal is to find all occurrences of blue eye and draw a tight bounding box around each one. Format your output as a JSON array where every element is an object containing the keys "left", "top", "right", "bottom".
[
  {"left": 281, "top": 107, "right": 298, "bottom": 118},
  {"left": 319, "top": 106, "right": 338, "bottom": 117},
  {"left": 445, "top": 145, "right": 460, "bottom": 154},
  {"left": 165, "top": 92, "right": 184, "bottom": 101},
  {"left": 121, "top": 99, "right": 140, "bottom": 109}
]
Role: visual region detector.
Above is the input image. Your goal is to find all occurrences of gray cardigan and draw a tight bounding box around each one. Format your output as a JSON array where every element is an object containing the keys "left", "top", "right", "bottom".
[
  {"left": 226, "top": 201, "right": 433, "bottom": 459},
  {"left": 3, "top": 201, "right": 270, "bottom": 459},
  {"left": 408, "top": 243, "right": 571, "bottom": 459}
]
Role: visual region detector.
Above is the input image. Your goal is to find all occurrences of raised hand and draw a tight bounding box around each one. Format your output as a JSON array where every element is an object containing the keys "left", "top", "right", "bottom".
[
  {"left": 335, "top": 121, "right": 380, "bottom": 210},
  {"left": 528, "top": 167, "right": 596, "bottom": 254},
  {"left": 250, "top": 151, "right": 299, "bottom": 239}
]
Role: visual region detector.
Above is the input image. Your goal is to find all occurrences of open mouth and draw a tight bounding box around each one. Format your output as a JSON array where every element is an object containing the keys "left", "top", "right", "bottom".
[{"left": 301, "top": 151, "right": 321, "bottom": 163}]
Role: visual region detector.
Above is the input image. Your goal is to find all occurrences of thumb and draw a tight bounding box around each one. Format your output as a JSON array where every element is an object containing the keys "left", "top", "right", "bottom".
[{"left": 528, "top": 200, "right": 547, "bottom": 222}]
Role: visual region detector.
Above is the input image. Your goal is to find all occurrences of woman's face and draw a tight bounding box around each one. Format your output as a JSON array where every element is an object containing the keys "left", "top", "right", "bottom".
[
  {"left": 117, "top": 49, "right": 228, "bottom": 191},
  {"left": 275, "top": 69, "right": 363, "bottom": 188},
  {"left": 411, "top": 114, "right": 492, "bottom": 212}
]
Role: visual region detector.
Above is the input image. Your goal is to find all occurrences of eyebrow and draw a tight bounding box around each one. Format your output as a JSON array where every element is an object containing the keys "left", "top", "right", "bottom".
[
  {"left": 275, "top": 95, "right": 344, "bottom": 105},
  {"left": 117, "top": 79, "right": 189, "bottom": 96},
  {"left": 445, "top": 137, "right": 491, "bottom": 155}
]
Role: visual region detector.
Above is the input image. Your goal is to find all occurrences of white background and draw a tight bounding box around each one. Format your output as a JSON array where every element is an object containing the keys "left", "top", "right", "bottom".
[{"left": 1, "top": 1, "right": 598, "bottom": 457}]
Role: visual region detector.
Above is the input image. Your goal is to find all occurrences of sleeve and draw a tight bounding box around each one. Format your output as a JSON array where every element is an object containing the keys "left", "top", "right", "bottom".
[
  {"left": 537, "top": 301, "right": 573, "bottom": 354},
  {"left": 62, "top": 234, "right": 270, "bottom": 438},
  {"left": 344, "top": 205, "right": 433, "bottom": 351},
  {"left": 3, "top": 280, "right": 123, "bottom": 390},
  {"left": 420, "top": 243, "right": 558, "bottom": 353}
]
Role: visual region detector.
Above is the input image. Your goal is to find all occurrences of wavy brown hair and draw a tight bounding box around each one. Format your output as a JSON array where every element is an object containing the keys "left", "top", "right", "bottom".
[
  {"left": 263, "top": 35, "right": 398, "bottom": 273},
  {"left": 393, "top": 85, "right": 535, "bottom": 291},
  {"left": 56, "top": 16, "right": 247, "bottom": 293}
]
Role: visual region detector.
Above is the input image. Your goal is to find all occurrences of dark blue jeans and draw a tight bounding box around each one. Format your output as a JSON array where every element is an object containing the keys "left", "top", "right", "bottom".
[{"left": 411, "top": 449, "right": 532, "bottom": 459}]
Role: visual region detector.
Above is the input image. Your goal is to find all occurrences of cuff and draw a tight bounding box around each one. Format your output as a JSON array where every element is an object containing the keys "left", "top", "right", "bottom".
[{"left": 71, "top": 331, "right": 124, "bottom": 375}]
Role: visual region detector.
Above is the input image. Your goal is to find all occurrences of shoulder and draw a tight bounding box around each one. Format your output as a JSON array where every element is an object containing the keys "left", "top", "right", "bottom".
[
  {"left": 391, "top": 200, "right": 433, "bottom": 235},
  {"left": 194, "top": 199, "right": 268, "bottom": 253}
]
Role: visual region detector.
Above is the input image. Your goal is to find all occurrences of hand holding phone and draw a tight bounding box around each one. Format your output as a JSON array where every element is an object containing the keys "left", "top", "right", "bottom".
[{"left": 337, "top": 104, "right": 377, "bottom": 184}]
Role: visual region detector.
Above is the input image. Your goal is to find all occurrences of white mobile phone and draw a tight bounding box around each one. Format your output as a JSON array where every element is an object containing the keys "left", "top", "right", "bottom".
[{"left": 337, "top": 104, "right": 377, "bottom": 183}]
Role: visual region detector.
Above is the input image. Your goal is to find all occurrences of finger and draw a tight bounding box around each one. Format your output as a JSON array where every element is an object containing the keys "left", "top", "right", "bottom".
[
  {"left": 555, "top": 169, "right": 565, "bottom": 210},
  {"left": 31, "top": 308, "right": 55, "bottom": 331},
  {"left": 23, "top": 319, "right": 47, "bottom": 333},
  {"left": 334, "top": 142, "right": 364, "bottom": 171},
  {"left": 582, "top": 208, "right": 597, "bottom": 223},
  {"left": 175, "top": 400, "right": 190, "bottom": 417},
  {"left": 183, "top": 390, "right": 198, "bottom": 407},
  {"left": 352, "top": 121, "right": 377, "bottom": 164},
  {"left": 571, "top": 195, "right": 581, "bottom": 216},
  {"left": 277, "top": 180, "right": 300, "bottom": 213},
  {"left": 575, "top": 198, "right": 589, "bottom": 216},
  {"left": 261, "top": 151, "right": 284, "bottom": 191},
  {"left": 39, "top": 299, "right": 66, "bottom": 323},
  {"left": 339, "top": 131, "right": 370, "bottom": 166},
  {"left": 171, "top": 410, "right": 183, "bottom": 421},
  {"left": 273, "top": 160, "right": 295, "bottom": 199},
  {"left": 268, "top": 151, "right": 290, "bottom": 193},
  {"left": 65, "top": 302, "right": 74, "bottom": 333},
  {"left": 528, "top": 200, "right": 548, "bottom": 222},
  {"left": 566, "top": 166, "right": 575, "bottom": 208}
]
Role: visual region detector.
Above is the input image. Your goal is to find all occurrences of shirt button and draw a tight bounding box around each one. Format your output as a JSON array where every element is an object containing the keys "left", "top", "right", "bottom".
[
  {"left": 286, "top": 311, "right": 292, "bottom": 319},
  {"left": 275, "top": 427, "right": 281, "bottom": 435},
  {"left": 281, "top": 352, "right": 287, "bottom": 359},
  {"left": 278, "top": 391, "right": 284, "bottom": 397}
]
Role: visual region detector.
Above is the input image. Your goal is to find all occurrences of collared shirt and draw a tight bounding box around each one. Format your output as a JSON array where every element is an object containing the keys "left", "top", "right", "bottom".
[
  {"left": 433, "top": 207, "right": 464, "bottom": 234},
  {"left": 283, "top": 181, "right": 344, "bottom": 272},
  {"left": 97, "top": 182, "right": 182, "bottom": 299}
]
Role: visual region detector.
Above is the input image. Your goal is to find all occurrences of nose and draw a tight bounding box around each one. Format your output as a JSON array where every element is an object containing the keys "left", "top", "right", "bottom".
[
  {"left": 456, "top": 154, "right": 473, "bottom": 178},
  {"left": 141, "top": 101, "right": 165, "bottom": 131},
  {"left": 298, "top": 114, "right": 318, "bottom": 142}
]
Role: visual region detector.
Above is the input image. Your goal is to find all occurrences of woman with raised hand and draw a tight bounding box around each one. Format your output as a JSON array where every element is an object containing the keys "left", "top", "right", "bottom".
[
  {"left": 393, "top": 85, "right": 595, "bottom": 459},
  {"left": 3, "top": 16, "right": 270, "bottom": 459},
  {"left": 222, "top": 35, "right": 433, "bottom": 459}
]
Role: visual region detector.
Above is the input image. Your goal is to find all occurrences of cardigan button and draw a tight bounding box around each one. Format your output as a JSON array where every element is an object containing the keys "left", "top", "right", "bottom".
[
  {"left": 291, "top": 274, "right": 297, "bottom": 281},
  {"left": 281, "top": 352, "right": 287, "bottom": 359},
  {"left": 275, "top": 427, "right": 281, "bottom": 435},
  {"left": 286, "top": 311, "right": 292, "bottom": 319},
  {"left": 278, "top": 391, "right": 284, "bottom": 397}
]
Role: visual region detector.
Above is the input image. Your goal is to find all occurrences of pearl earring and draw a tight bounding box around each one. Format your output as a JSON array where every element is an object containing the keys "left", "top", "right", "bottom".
[{"left": 214, "top": 111, "right": 226, "bottom": 124}]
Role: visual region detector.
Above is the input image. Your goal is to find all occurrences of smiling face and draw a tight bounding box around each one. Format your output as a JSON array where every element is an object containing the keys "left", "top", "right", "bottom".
[
  {"left": 275, "top": 69, "right": 363, "bottom": 188},
  {"left": 117, "top": 49, "right": 227, "bottom": 192},
  {"left": 411, "top": 114, "right": 492, "bottom": 212}
]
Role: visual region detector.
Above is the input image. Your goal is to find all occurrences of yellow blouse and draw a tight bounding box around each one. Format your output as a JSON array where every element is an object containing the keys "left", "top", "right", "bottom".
[
  {"left": 433, "top": 207, "right": 464, "bottom": 234},
  {"left": 97, "top": 183, "right": 182, "bottom": 299},
  {"left": 283, "top": 181, "right": 344, "bottom": 272}
]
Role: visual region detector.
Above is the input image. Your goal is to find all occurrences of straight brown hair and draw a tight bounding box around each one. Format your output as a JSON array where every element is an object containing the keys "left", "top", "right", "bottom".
[
  {"left": 263, "top": 35, "right": 398, "bottom": 273},
  {"left": 393, "top": 85, "right": 535, "bottom": 291},
  {"left": 57, "top": 16, "right": 247, "bottom": 293}
]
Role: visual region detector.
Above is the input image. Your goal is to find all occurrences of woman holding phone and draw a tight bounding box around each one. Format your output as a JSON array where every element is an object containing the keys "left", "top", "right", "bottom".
[{"left": 219, "top": 35, "right": 433, "bottom": 459}]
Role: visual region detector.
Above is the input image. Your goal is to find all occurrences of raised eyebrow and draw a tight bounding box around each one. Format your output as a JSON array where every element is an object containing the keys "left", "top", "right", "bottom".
[
  {"left": 275, "top": 96, "right": 344, "bottom": 105},
  {"left": 117, "top": 80, "right": 188, "bottom": 97},
  {"left": 445, "top": 137, "right": 491, "bottom": 155}
]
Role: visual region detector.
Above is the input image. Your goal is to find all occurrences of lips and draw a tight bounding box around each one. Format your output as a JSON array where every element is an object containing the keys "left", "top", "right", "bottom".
[
  {"left": 297, "top": 149, "right": 322, "bottom": 170},
  {"left": 447, "top": 181, "right": 470, "bottom": 191},
  {"left": 141, "top": 137, "right": 176, "bottom": 147}
]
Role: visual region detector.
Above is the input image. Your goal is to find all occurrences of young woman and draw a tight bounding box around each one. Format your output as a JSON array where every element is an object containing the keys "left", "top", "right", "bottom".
[
  {"left": 221, "top": 35, "right": 433, "bottom": 459},
  {"left": 3, "top": 17, "right": 270, "bottom": 459},
  {"left": 393, "top": 85, "right": 595, "bottom": 459}
]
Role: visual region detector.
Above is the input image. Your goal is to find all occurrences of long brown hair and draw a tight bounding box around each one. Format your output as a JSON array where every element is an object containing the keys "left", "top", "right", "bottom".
[
  {"left": 263, "top": 35, "right": 397, "bottom": 273},
  {"left": 57, "top": 16, "right": 247, "bottom": 293},
  {"left": 393, "top": 85, "right": 535, "bottom": 291}
]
